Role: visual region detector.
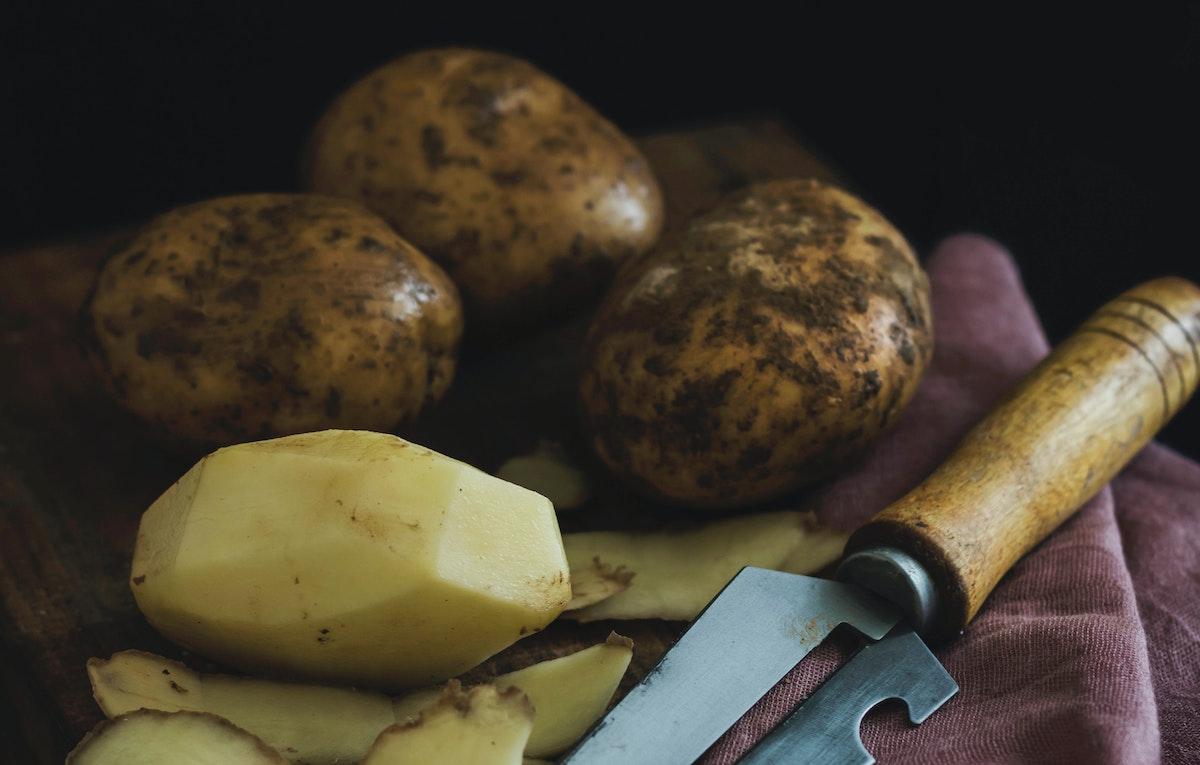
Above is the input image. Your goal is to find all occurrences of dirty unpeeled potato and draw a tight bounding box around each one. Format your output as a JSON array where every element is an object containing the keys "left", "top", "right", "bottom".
[
  {"left": 364, "top": 683, "right": 533, "bottom": 765},
  {"left": 580, "top": 179, "right": 933, "bottom": 507},
  {"left": 90, "top": 637, "right": 632, "bottom": 762},
  {"left": 67, "top": 710, "right": 284, "bottom": 765},
  {"left": 131, "top": 430, "right": 570, "bottom": 689},
  {"left": 304, "top": 48, "right": 664, "bottom": 333},
  {"left": 563, "top": 511, "right": 848, "bottom": 621},
  {"left": 85, "top": 194, "right": 463, "bottom": 445}
]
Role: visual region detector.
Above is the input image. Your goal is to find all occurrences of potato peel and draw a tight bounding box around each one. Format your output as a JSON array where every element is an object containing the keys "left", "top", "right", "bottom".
[
  {"left": 496, "top": 439, "right": 592, "bottom": 510},
  {"left": 364, "top": 682, "right": 532, "bottom": 765},
  {"left": 67, "top": 709, "right": 285, "bottom": 765},
  {"left": 89, "top": 636, "right": 633, "bottom": 762},
  {"left": 88, "top": 651, "right": 396, "bottom": 765},
  {"left": 394, "top": 633, "right": 634, "bottom": 757},
  {"left": 88, "top": 650, "right": 201, "bottom": 717},
  {"left": 562, "top": 510, "right": 848, "bottom": 621},
  {"left": 566, "top": 557, "right": 636, "bottom": 610}
]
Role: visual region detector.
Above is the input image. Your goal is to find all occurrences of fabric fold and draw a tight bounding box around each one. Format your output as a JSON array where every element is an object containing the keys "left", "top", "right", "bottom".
[{"left": 702, "top": 234, "right": 1189, "bottom": 764}]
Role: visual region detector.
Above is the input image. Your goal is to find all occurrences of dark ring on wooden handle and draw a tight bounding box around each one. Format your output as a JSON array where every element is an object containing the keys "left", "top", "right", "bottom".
[
  {"left": 845, "top": 277, "right": 1200, "bottom": 642},
  {"left": 837, "top": 546, "right": 939, "bottom": 634}
]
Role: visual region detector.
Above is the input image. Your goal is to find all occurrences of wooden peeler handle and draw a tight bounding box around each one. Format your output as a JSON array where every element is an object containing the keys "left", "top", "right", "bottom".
[{"left": 843, "top": 277, "right": 1200, "bottom": 642}]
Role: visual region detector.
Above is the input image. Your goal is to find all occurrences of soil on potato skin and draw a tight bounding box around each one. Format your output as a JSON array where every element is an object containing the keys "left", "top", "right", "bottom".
[
  {"left": 85, "top": 194, "right": 464, "bottom": 446},
  {"left": 580, "top": 179, "right": 933, "bottom": 507}
]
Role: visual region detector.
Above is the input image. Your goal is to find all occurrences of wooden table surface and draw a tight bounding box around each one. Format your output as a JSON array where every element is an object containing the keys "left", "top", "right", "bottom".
[{"left": 0, "top": 119, "right": 840, "bottom": 763}]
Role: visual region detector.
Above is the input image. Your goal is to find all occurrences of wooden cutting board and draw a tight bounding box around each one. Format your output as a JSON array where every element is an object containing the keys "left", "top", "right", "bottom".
[{"left": 0, "top": 119, "right": 841, "bottom": 763}]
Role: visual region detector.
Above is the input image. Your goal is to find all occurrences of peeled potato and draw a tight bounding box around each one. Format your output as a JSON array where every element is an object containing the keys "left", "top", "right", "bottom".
[
  {"left": 67, "top": 710, "right": 284, "bottom": 765},
  {"left": 131, "top": 430, "right": 570, "bottom": 689},
  {"left": 363, "top": 683, "right": 532, "bottom": 765}
]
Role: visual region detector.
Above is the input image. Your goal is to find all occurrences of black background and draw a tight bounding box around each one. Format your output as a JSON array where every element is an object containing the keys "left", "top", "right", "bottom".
[{"left": 3, "top": 4, "right": 1198, "bottom": 457}]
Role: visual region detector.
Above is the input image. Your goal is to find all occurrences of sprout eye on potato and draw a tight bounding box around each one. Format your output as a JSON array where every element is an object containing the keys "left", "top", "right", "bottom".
[
  {"left": 580, "top": 178, "right": 933, "bottom": 508},
  {"left": 84, "top": 193, "right": 463, "bottom": 445},
  {"left": 303, "top": 47, "right": 665, "bottom": 335}
]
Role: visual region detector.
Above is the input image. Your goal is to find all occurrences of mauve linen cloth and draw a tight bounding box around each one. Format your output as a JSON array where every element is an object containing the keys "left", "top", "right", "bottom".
[{"left": 701, "top": 235, "right": 1200, "bottom": 764}]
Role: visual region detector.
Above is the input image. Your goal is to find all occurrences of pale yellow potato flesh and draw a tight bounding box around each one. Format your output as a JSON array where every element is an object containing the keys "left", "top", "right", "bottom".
[
  {"left": 88, "top": 650, "right": 202, "bottom": 716},
  {"left": 393, "top": 634, "right": 634, "bottom": 757},
  {"left": 88, "top": 651, "right": 394, "bottom": 764},
  {"left": 364, "top": 683, "right": 532, "bottom": 765},
  {"left": 131, "top": 430, "right": 571, "bottom": 689},
  {"left": 565, "top": 558, "right": 635, "bottom": 611},
  {"left": 495, "top": 441, "right": 591, "bottom": 511},
  {"left": 562, "top": 511, "right": 848, "bottom": 621},
  {"left": 89, "top": 637, "right": 632, "bottom": 762},
  {"left": 498, "top": 633, "right": 632, "bottom": 757},
  {"left": 67, "top": 709, "right": 284, "bottom": 765}
]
